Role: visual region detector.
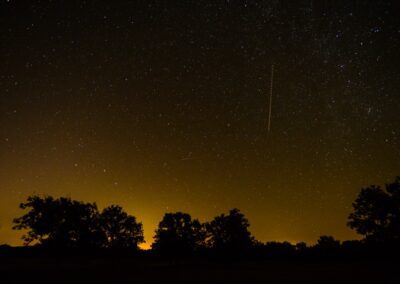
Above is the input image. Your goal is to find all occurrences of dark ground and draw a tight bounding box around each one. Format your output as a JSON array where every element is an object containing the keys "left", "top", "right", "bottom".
[{"left": 0, "top": 256, "right": 399, "bottom": 284}]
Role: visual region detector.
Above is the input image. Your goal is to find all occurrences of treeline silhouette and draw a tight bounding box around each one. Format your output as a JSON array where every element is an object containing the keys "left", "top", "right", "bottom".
[{"left": 2, "top": 176, "right": 400, "bottom": 260}]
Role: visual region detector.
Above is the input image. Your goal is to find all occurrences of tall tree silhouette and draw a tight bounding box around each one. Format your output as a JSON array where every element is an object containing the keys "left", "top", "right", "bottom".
[
  {"left": 206, "top": 208, "right": 254, "bottom": 252},
  {"left": 13, "top": 196, "right": 103, "bottom": 248},
  {"left": 152, "top": 212, "right": 206, "bottom": 254},
  {"left": 348, "top": 177, "right": 400, "bottom": 243},
  {"left": 99, "top": 205, "right": 144, "bottom": 249}
]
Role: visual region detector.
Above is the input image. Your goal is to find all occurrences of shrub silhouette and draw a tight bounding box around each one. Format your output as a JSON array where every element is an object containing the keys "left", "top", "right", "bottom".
[
  {"left": 348, "top": 177, "right": 400, "bottom": 243},
  {"left": 206, "top": 208, "right": 254, "bottom": 252},
  {"left": 152, "top": 212, "right": 206, "bottom": 255},
  {"left": 13, "top": 195, "right": 143, "bottom": 249}
]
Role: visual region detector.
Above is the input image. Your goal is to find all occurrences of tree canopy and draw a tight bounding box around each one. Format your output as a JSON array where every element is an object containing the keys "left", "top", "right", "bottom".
[
  {"left": 316, "top": 235, "right": 341, "bottom": 250},
  {"left": 152, "top": 212, "right": 206, "bottom": 254},
  {"left": 100, "top": 205, "right": 144, "bottom": 249},
  {"left": 348, "top": 177, "right": 400, "bottom": 243},
  {"left": 206, "top": 208, "right": 254, "bottom": 252},
  {"left": 13, "top": 196, "right": 102, "bottom": 248},
  {"left": 13, "top": 196, "right": 144, "bottom": 249}
]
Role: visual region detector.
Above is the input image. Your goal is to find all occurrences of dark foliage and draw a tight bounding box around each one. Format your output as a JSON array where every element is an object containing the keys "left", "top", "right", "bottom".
[
  {"left": 316, "top": 235, "right": 341, "bottom": 250},
  {"left": 13, "top": 196, "right": 103, "bottom": 248},
  {"left": 152, "top": 212, "right": 206, "bottom": 255},
  {"left": 348, "top": 177, "right": 400, "bottom": 243},
  {"left": 13, "top": 196, "right": 144, "bottom": 250},
  {"left": 99, "top": 205, "right": 144, "bottom": 249},
  {"left": 257, "top": 241, "right": 296, "bottom": 259},
  {"left": 206, "top": 208, "right": 254, "bottom": 253}
]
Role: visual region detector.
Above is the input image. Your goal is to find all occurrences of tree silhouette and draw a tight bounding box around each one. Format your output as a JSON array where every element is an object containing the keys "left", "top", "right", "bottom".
[
  {"left": 262, "top": 241, "right": 296, "bottom": 258},
  {"left": 12, "top": 196, "right": 144, "bottom": 250},
  {"left": 152, "top": 212, "right": 206, "bottom": 254},
  {"left": 206, "top": 208, "right": 254, "bottom": 252},
  {"left": 99, "top": 205, "right": 144, "bottom": 249},
  {"left": 13, "top": 196, "right": 103, "bottom": 248},
  {"left": 295, "top": 242, "right": 308, "bottom": 252},
  {"left": 348, "top": 177, "right": 400, "bottom": 243},
  {"left": 316, "top": 235, "right": 341, "bottom": 249}
]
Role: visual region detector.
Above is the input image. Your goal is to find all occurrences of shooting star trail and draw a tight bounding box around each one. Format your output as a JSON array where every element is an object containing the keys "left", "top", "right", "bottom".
[{"left": 267, "top": 63, "right": 274, "bottom": 133}]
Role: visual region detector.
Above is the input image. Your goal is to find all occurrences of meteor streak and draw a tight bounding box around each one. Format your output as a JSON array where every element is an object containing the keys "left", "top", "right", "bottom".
[{"left": 267, "top": 64, "right": 274, "bottom": 133}]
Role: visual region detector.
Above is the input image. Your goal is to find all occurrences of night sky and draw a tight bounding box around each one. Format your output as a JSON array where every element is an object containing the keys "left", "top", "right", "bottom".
[{"left": 1, "top": 1, "right": 399, "bottom": 248}]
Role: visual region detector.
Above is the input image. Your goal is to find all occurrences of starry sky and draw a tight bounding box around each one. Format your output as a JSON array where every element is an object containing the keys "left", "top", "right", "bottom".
[{"left": 1, "top": 1, "right": 399, "bottom": 248}]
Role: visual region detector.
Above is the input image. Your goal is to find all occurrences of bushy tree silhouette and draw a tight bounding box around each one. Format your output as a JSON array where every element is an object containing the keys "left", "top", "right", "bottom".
[
  {"left": 13, "top": 196, "right": 144, "bottom": 250},
  {"left": 152, "top": 212, "right": 206, "bottom": 255},
  {"left": 100, "top": 205, "right": 144, "bottom": 249},
  {"left": 13, "top": 196, "right": 102, "bottom": 248},
  {"left": 348, "top": 177, "right": 400, "bottom": 243},
  {"left": 206, "top": 208, "right": 254, "bottom": 252}
]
